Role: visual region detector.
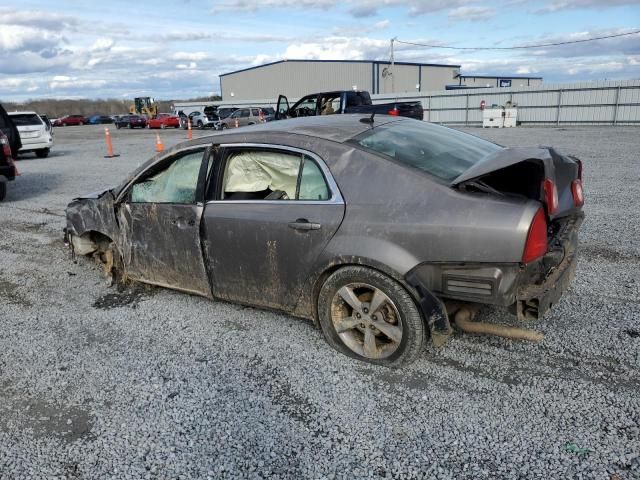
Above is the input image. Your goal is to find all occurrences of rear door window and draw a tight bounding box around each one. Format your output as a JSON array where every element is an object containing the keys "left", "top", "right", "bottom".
[{"left": 220, "top": 149, "right": 330, "bottom": 201}]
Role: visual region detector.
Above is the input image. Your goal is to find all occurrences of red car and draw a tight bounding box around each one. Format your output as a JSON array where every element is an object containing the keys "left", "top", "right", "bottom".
[
  {"left": 53, "top": 115, "right": 87, "bottom": 127},
  {"left": 147, "top": 114, "right": 180, "bottom": 129}
]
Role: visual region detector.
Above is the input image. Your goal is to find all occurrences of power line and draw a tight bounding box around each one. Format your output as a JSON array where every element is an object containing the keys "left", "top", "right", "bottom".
[{"left": 396, "top": 30, "right": 640, "bottom": 51}]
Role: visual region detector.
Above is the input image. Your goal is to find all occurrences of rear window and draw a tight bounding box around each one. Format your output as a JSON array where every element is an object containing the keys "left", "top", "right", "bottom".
[
  {"left": 352, "top": 120, "right": 502, "bottom": 182},
  {"left": 9, "top": 114, "right": 43, "bottom": 126}
]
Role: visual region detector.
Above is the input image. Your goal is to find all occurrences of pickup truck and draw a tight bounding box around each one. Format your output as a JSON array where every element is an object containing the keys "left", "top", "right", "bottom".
[{"left": 275, "top": 90, "right": 424, "bottom": 120}]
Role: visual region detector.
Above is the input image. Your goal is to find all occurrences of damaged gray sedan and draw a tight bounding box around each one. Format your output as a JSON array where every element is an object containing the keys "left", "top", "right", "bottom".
[{"left": 66, "top": 115, "right": 584, "bottom": 366}]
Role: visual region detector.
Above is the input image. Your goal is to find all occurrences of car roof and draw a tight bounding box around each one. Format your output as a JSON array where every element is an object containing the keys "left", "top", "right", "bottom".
[{"left": 196, "top": 114, "right": 404, "bottom": 144}]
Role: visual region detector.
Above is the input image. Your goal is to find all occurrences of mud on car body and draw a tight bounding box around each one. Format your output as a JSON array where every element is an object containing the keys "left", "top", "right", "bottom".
[{"left": 65, "top": 115, "right": 584, "bottom": 366}]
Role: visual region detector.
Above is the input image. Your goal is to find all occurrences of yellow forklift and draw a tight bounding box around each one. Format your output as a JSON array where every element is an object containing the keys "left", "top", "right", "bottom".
[{"left": 129, "top": 97, "right": 158, "bottom": 117}]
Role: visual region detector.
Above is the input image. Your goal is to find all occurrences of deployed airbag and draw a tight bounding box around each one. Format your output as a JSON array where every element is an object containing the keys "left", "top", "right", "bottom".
[{"left": 223, "top": 150, "right": 300, "bottom": 199}]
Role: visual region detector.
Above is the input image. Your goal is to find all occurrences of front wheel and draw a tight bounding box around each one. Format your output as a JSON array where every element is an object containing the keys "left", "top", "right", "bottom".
[
  {"left": 197, "top": 121, "right": 203, "bottom": 129},
  {"left": 317, "top": 266, "right": 425, "bottom": 366},
  {"left": 220, "top": 124, "right": 227, "bottom": 130}
]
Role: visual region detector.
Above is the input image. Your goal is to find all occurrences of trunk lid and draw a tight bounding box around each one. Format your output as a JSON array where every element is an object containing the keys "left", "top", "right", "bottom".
[{"left": 452, "top": 146, "right": 582, "bottom": 219}]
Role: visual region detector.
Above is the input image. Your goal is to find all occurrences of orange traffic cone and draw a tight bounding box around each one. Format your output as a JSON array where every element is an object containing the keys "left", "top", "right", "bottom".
[
  {"left": 104, "top": 127, "right": 120, "bottom": 158},
  {"left": 155, "top": 133, "right": 164, "bottom": 153},
  {"left": 187, "top": 119, "right": 193, "bottom": 140}
]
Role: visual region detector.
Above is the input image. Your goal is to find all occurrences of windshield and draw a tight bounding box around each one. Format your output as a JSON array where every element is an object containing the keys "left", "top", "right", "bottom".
[
  {"left": 9, "top": 113, "right": 43, "bottom": 127},
  {"left": 353, "top": 120, "right": 503, "bottom": 182}
]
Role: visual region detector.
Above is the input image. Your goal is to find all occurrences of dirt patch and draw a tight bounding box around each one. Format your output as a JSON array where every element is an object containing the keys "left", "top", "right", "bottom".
[
  {"left": 0, "top": 384, "right": 92, "bottom": 443},
  {"left": 580, "top": 244, "right": 640, "bottom": 263},
  {"left": 0, "top": 279, "right": 32, "bottom": 307},
  {"left": 624, "top": 328, "right": 640, "bottom": 338},
  {"left": 93, "top": 287, "right": 148, "bottom": 310}
]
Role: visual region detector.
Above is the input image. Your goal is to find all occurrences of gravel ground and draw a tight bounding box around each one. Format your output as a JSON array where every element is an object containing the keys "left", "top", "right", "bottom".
[{"left": 0, "top": 124, "right": 638, "bottom": 479}]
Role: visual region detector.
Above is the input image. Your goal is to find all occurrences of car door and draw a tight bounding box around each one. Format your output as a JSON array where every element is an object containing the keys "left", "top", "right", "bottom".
[
  {"left": 201, "top": 144, "right": 345, "bottom": 311},
  {"left": 116, "top": 146, "right": 213, "bottom": 297}
]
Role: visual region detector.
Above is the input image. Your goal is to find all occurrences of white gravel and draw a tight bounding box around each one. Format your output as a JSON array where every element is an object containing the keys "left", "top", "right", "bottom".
[{"left": 0, "top": 125, "right": 638, "bottom": 479}]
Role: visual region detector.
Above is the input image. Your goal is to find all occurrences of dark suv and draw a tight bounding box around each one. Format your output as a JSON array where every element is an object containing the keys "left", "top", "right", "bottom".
[{"left": 115, "top": 115, "right": 147, "bottom": 129}]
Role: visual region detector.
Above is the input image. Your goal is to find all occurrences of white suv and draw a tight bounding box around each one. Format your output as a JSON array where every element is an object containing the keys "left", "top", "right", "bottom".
[{"left": 8, "top": 111, "right": 54, "bottom": 158}]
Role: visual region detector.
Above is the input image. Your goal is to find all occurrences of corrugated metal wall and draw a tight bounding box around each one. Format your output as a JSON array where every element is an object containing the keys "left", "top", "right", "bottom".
[
  {"left": 204, "top": 80, "right": 640, "bottom": 126},
  {"left": 221, "top": 61, "right": 459, "bottom": 100},
  {"left": 371, "top": 80, "right": 640, "bottom": 125}
]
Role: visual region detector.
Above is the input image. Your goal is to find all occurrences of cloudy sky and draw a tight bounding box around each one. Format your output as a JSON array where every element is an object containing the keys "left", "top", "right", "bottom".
[{"left": 1, "top": 0, "right": 639, "bottom": 100}]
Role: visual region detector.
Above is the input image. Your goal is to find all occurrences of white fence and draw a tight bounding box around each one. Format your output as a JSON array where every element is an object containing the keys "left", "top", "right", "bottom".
[
  {"left": 371, "top": 80, "right": 640, "bottom": 126},
  {"left": 184, "top": 79, "right": 640, "bottom": 126}
]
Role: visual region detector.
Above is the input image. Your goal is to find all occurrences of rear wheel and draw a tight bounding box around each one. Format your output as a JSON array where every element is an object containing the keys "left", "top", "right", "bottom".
[
  {"left": 35, "top": 148, "right": 49, "bottom": 158},
  {"left": 317, "top": 266, "right": 425, "bottom": 366},
  {"left": 197, "top": 121, "right": 203, "bottom": 129}
]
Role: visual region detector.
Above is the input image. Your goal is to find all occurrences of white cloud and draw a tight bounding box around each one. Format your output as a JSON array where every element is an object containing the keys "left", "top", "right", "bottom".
[
  {"left": 448, "top": 6, "right": 496, "bottom": 22},
  {"left": 90, "top": 38, "right": 114, "bottom": 52}
]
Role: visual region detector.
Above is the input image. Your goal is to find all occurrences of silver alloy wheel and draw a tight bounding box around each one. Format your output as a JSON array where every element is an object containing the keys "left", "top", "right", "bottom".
[{"left": 330, "top": 282, "right": 403, "bottom": 359}]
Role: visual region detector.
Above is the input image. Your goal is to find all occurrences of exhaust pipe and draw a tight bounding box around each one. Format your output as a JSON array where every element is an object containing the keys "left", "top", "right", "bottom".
[{"left": 447, "top": 303, "right": 544, "bottom": 343}]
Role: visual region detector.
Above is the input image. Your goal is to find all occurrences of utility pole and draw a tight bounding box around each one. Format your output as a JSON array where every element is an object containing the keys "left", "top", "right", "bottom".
[{"left": 390, "top": 37, "right": 397, "bottom": 94}]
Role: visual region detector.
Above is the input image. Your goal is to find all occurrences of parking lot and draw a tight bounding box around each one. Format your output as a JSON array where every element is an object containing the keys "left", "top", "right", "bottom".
[{"left": 0, "top": 124, "right": 639, "bottom": 479}]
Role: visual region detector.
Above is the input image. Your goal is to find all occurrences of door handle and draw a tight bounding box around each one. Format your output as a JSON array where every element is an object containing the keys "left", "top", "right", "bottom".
[{"left": 288, "top": 219, "right": 321, "bottom": 231}]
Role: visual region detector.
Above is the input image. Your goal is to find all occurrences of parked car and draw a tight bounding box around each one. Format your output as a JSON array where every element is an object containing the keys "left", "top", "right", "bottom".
[
  {"left": 190, "top": 111, "right": 220, "bottom": 129},
  {"left": 0, "top": 103, "right": 21, "bottom": 155},
  {"left": 115, "top": 115, "right": 147, "bottom": 129},
  {"left": 53, "top": 115, "right": 87, "bottom": 127},
  {"left": 8, "top": 111, "right": 54, "bottom": 158},
  {"left": 216, "top": 107, "right": 238, "bottom": 119},
  {"left": 276, "top": 90, "right": 424, "bottom": 121},
  {"left": 219, "top": 107, "right": 265, "bottom": 129},
  {"left": 0, "top": 130, "right": 18, "bottom": 202},
  {"left": 88, "top": 115, "right": 114, "bottom": 125},
  {"left": 147, "top": 114, "right": 180, "bottom": 129},
  {"left": 260, "top": 106, "right": 276, "bottom": 122},
  {"left": 65, "top": 115, "right": 584, "bottom": 366}
]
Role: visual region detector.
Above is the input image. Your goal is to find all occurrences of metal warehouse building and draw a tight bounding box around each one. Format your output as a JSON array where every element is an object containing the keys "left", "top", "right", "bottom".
[{"left": 220, "top": 59, "right": 462, "bottom": 101}]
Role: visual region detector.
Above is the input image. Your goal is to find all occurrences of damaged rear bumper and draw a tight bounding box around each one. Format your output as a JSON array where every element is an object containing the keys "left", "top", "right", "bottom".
[{"left": 515, "top": 213, "right": 583, "bottom": 321}]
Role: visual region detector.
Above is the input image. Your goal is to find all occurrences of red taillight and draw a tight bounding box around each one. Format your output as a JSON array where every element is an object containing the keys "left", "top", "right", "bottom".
[
  {"left": 388, "top": 108, "right": 399, "bottom": 116},
  {"left": 543, "top": 178, "right": 558, "bottom": 215},
  {"left": 571, "top": 179, "right": 584, "bottom": 207},
  {"left": 522, "top": 208, "right": 548, "bottom": 264}
]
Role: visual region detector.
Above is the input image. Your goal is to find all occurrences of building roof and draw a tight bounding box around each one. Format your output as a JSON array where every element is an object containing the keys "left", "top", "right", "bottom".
[
  {"left": 220, "top": 59, "right": 462, "bottom": 77},
  {"left": 455, "top": 74, "right": 543, "bottom": 80}
]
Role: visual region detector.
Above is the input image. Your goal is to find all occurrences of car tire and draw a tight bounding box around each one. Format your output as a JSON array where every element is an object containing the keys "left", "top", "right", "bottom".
[
  {"left": 317, "top": 266, "right": 425, "bottom": 367},
  {"left": 79, "top": 122, "right": 83, "bottom": 126},
  {"left": 35, "top": 148, "right": 49, "bottom": 158},
  {"left": 221, "top": 124, "right": 227, "bottom": 130},
  {"left": 161, "top": 123, "right": 166, "bottom": 129},
  {"left": 197, "top": 121, "right": 203, "bottom": 129},
  {"left": 62, "top": 123, "right": 67, "bottom": 127},
  {"left": 116, "top": 124, "right": 121, "bottom": 129},
  {"left": 0, "top": 181, "right": 6, "bottom": 202},
  {"left": 128, "top": 123, "right": 132, "bottom": 129}
]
